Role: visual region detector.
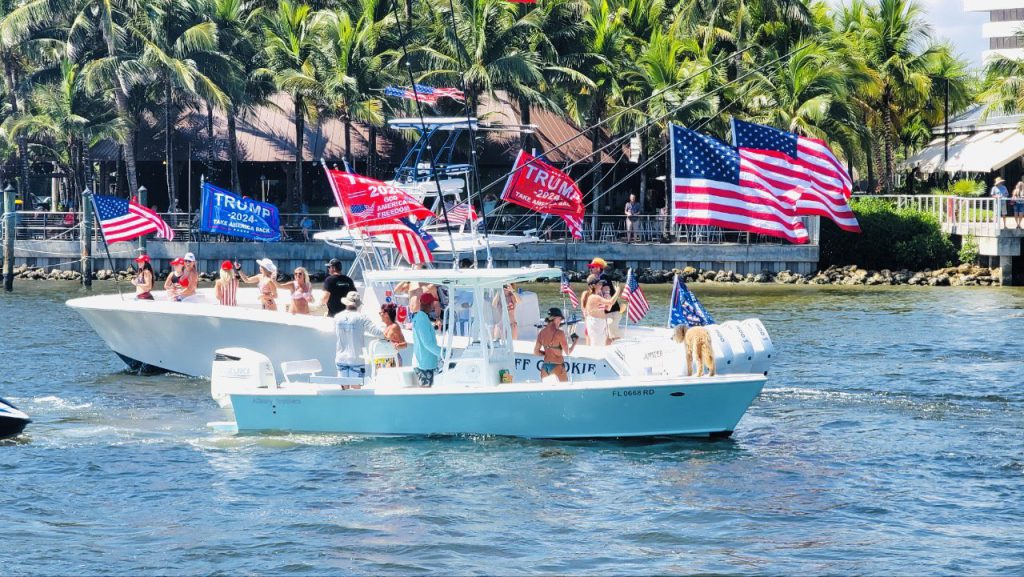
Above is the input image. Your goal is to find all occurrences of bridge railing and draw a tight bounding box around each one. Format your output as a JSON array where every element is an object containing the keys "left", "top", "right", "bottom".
[{"left": 867, "top": 195, "right": 1002, "bottom": 235}]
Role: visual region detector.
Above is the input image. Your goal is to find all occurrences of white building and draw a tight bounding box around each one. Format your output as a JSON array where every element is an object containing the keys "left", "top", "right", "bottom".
[{"left": 965, "top": 0, "right": 1024, "bottom": 61}]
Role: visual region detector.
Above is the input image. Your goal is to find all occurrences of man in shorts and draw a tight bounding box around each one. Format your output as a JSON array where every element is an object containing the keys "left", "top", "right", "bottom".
[{"left": 410, "top": 294, "right": 442, "bottom": 387}]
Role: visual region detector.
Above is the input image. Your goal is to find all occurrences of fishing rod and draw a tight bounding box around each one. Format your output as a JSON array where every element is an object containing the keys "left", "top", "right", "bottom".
[{"left": 389, "top": 0, "right": 460, "bottom": 266}]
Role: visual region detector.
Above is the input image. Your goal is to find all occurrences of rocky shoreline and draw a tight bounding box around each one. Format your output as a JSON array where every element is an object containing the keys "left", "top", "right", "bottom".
[{"left": 9, "top": 263, "right": 1002, "bottom": 287}]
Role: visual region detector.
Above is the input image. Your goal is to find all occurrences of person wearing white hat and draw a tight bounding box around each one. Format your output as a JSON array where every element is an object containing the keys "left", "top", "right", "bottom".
[
  {"left": 992, "top": 177, "right": 1010, "bottom": 218},
  {"left": 173, "top": 252, "right": 200, "bottom": 301},
  {"left": 334, "top": 291, "right": 382, "bottom": 380},
  {"left": 239, "top": 258, "right": 279, "bottom": 310}
]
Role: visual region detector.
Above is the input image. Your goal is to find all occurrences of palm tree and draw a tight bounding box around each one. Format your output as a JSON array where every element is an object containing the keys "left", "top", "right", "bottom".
[
  {"left": 262, "top": 0, "right": 325, "bottom": 210},
  {"left": 210, "top": 0, "right": 273, "bottom": 193},
  {"left": 137, "top": 0, "right": 230, "bottom": 211},
  {"left": 6, "top": 58, "right": 124, "bottom": 197},
  {"left": 318, "top": 1, "right": 386, "bottom": 171},
  {"left": 859, "top": 0, "right": 934, "bottom": 194}
]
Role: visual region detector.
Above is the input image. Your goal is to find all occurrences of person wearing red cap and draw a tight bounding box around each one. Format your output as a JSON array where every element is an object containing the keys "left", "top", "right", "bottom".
[
  {"left": 215, "top": 260, "right": 239, "bottom": 306},
  {"left": 131, "top": 254, "right": 154, "bottom": 300},
  {"left": 164, "top": 257, "right": 186, "bottom": 299}
]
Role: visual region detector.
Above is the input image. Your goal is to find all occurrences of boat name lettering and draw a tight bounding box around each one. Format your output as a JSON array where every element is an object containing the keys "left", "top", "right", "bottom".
[
  {"left": 612, "top": 389, "right": 655, "bottom": 397},
  {"left": 644, "top": 350, "right": 663, "bottom": 361},
  {"left": 514, "top": 358, "right": 597, "bottom": 375}
]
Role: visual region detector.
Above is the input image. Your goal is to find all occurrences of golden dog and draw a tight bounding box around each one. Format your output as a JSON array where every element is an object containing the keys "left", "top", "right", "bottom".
[{"left": 673, "top": 325, "right": 716, "bottom": 377}]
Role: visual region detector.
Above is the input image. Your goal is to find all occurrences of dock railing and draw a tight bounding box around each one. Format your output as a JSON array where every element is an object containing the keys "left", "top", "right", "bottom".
[{"left": 868, "top": 195, "right": 1002, "bottom": 236}]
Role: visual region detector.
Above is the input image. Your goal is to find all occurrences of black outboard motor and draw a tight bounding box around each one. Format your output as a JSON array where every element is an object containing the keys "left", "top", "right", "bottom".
[{"left": 0, "top": 397, "right": 30, "bottom": 439}]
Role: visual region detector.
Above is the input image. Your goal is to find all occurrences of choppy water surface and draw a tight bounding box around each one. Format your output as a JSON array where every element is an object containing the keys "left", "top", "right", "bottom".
[{"left": 2, "top": 282, "right": 1023, "bottom": 575}]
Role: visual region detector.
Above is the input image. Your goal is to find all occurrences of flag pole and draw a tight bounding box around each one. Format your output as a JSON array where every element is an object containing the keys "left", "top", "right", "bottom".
[
  {"left": 196, "top": 174, "right": 205, "bottom": 276},
  {"left": 668, "top": 273, "right": 678, "bottom": 328},
  {"left": 622, "top": 268, "right": 632, "bottom": 337},
  {"left": 87, "top": 190, "right": 124, "bottom": 301}
]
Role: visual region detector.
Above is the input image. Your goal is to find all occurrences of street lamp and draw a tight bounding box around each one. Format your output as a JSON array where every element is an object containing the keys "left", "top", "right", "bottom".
[{"left": 260, "top": 174, "right": 267, "bottom": 203}]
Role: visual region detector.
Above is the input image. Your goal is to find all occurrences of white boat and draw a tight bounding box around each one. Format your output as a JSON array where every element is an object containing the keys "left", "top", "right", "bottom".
[{"left": 211, "top": 267, "right": 772, "bottom": 439}]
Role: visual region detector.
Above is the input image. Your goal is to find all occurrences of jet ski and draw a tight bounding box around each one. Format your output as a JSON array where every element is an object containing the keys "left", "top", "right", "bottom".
[{"left": 0, "top": 397, "right": 30, "bottom": 438}]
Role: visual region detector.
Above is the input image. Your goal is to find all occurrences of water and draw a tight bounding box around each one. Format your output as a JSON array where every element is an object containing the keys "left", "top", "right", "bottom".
[{"left": 2, "top": 282, "right": 1023, "bottom": 574}]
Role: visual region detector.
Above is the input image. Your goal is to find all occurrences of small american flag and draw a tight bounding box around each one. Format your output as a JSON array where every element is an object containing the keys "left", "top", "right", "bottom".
[
  {"left": 623, "top": 268, "right": 649, "bottom": 323},
  {"left": 92, "top": 194, "right": 174, "bottom": 244},
  {"left": 443, "top": 201, "right": 477, "bottom": 225},
  {"left": 560, "top": 274, "right": 579, "bottom": 309}
]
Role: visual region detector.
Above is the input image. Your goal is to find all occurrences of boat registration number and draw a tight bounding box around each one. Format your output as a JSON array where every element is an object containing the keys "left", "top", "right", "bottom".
[{"left": 612, "top": 389, "right": 655, "bottom": 397}]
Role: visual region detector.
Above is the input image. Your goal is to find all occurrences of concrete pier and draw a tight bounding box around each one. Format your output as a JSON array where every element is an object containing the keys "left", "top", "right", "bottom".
[{"left": 12, "top": 239, "right": 820, "bottom": 278}]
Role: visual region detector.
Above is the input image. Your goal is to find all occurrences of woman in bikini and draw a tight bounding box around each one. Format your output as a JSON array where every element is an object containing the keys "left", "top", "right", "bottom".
[
  {"left": 239, "top": 258, "right": 279, "bottom": 310},
  {"left": 132, "top": 254, "right": 155, "bottom": 300},
  {"left": 276, "top": 267, "right": 313, "bottom": 314},
  {"left": 491, "top": 283, "right": 521, "bottom": 339},
  {"left": 378, "top": 303, "right": 408, "bottom": 366},
  {"left": 534, "top": 308, "right": 577, "bottom": 382}
]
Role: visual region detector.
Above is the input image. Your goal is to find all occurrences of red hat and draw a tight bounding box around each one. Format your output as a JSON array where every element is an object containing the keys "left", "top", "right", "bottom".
[
  {"left": 220, "top": 260, "right": 233, "bottom": 271},
  {"left": 170, "top": 257, "right": 185, "bottom": 266},
  {"left": 134, "top": 254, "right": 150, "bottom": 263}
]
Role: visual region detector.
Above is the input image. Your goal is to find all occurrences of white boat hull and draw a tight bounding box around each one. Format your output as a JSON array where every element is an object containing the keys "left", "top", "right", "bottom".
[{"left": 226, "top": 375, "right": 767, "bottom": 439}]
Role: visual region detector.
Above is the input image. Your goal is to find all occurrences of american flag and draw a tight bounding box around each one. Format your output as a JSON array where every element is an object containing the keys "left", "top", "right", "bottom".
[
  {"left": 670, "top": 124, "right": 808, "bottom": 244},
  {"left": 560, "top": 274, "right": 579, "bottom": 309},
  {"left": 383, "top": 84, "right": 465, "bottom": 104},
  {"left": 669, "top": 274, "right": 714, "bottom": 328},
  {"left": 91, "top": 194, "right": 174, "bottom": 244},
  {"left": 732, "top": 119, "right": 860, "bottom": 232},
  {"left": 355, "top": 219, "right": 437, "bottom": 265},
  {"left": 623, "top": 268, "right": 649, "bottom": 323},
  {"left": 443, "top": 201, "right": 477, "bottom": 225}
]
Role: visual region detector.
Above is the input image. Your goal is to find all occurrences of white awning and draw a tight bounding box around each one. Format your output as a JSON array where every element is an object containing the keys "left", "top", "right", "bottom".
[
  {"left": 907, "top": 130, "right": 1024, "bottom": 174},
  {"left": 944, "top": 129, "right": 1024, "bottom": 173}
]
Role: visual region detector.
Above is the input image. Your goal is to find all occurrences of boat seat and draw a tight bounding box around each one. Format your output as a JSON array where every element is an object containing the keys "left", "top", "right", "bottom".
[
  {"left": 281, "top": 359, "right": 323, "bottom": 383},
  {"left": 309, "top": 375, "right": 364, "bottom": 387},
  {"left": 372, "top": 367, "right": 418, "bottom": 388}
]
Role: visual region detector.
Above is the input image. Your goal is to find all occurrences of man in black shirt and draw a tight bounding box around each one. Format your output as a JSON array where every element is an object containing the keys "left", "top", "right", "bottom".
[{"left": 321, "top": 258, "right": 356, "bottom": 317}]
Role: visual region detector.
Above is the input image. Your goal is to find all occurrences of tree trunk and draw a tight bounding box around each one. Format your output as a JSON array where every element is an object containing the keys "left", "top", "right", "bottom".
[
  {"left": 343, "top": 115, "right": 352, "bottom": 170},
  {"left": 99, "top": 17, "right": 139, "bottom": 197},
  {"left": 293, "top": 95, "right": 305, "bottom": 211},
  {"left": 368, "top": 124, "right": 378, "bottom": 178},
  {"left": 4, "top": 58, "right": 31, "bottom": 198},
  {"left": 518, "top": 96, "right": 532, "bottom": 151},
  {"left": 165, "top": 80, "right": 177, "bottom": 211},
  {"left": 206, "top": 101, "right": 216, "bottom": 182},
  {"left": 863, "top": 134, "right": 875, "bottom": 194},
  {"left": 882, "top": 94, "right": 894, "bottom": 195},
  {"left": 228, "top": 107, "right": 241, "bottom": 193},
  {"left": 590, "top": 108, "right": 603, "bottom": 207}
]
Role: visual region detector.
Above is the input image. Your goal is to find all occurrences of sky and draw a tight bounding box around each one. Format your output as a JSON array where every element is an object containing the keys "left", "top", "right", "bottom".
[{"left": 827, "top": 0, "right": 989, "bottom": 67}]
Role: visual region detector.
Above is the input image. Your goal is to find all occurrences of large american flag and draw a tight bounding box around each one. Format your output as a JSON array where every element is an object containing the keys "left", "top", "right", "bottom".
[
  {"left": 670, "top": 124, "right": 808, "bottom": 244},
  {"left": 623, "top": 268, "right": 649, "bottom": 323},
  {"left": 560, "top": 274, "right": 579, "bottom": 309},
  {"left": 732, "top": 119, "right": 860, "bottom": 232},
  {"left": 92, "top": 194, "right": 174, "bottom": 243}
]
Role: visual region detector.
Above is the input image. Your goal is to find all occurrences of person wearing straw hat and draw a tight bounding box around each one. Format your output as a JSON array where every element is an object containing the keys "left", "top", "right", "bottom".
[
  {"left": 239, "top": 258, "right": 279, "bottom": 310},
  {"left": 334, "top": 291, "right": 382, "bottom": 380},
  {"left": 992, "top": 177, "right": 1010, "bottom": 219},
  {"left": 533, "top": 307, "right": 578, "bottom": 382}
]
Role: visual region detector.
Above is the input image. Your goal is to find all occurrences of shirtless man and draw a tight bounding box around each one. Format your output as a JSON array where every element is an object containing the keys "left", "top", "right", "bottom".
[
  {"left": 534, "top": 308, "right": 578, "bottom": 382},
  {"left": 583, "top": 277, "right": 622, "bottom": 346}
]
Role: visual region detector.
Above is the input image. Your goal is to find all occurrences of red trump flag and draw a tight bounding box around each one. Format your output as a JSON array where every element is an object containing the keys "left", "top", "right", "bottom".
[
  {"left": 325, "top": 169, "right": 434, "bottom": 227},
  {"left": 500, "top": 149, "right": 585, "bottom": 238}
]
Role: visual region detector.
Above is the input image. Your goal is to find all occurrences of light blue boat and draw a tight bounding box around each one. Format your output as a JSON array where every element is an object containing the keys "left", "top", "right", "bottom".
[{"left": 214, "top": 267, "right": 771, "bottom": 439}]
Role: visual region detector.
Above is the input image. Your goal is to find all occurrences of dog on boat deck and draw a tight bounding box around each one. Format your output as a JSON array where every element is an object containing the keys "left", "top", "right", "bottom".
[{"left": 672, "top": 325, "right": 716, "bottom": 377}]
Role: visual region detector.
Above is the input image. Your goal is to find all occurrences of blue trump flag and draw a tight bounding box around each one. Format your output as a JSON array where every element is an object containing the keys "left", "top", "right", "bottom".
[
  {"left": 200, "top": 182, "right": 281, "bottom": 241},
  {"left": 669, "top": 274, "right": 714, "bottom": 328}
]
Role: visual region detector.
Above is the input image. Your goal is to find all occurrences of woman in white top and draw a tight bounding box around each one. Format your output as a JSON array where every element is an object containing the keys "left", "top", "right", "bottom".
[{"left": 582, "top": 277, "right": 621, "bottom": 347}]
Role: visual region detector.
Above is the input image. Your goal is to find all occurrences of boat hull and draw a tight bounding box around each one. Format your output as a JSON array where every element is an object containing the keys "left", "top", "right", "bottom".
[
  {"left": 0, "top": 398, "right": 30, "bottom": 439},
  {"left": 227, "top": 376, "right": 766, "bottom": 439}
]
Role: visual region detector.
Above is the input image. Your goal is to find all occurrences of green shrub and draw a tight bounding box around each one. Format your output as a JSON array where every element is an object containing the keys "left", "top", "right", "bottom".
[
  {"left": 819, "top": 197, "right": 957, "bottom": 270},
  {"left": 958, "top": 233, "right": 979, "bottom": 265},
  {"left": 947, "top": 179, "right": 986, "bottom": 197}
]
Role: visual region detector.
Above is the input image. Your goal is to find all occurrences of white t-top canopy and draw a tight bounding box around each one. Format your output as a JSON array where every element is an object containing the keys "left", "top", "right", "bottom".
[
  {"left": 364, "top": 266, "right": 561, "bottom": 288},
  {"left": 388, "top": 117, "right": 478, "bottom": 131},
  {"left": 313, "top": 229, "right": 538, "bottom": 253}
]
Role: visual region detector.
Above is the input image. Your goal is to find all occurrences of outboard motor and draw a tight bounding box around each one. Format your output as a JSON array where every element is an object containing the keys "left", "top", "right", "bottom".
[
  {"left": 0, "top": 397, "right": 30, "bottom": 439},
  {"left": 211, "top": 348, "right": 276, "bottom": 409}
]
